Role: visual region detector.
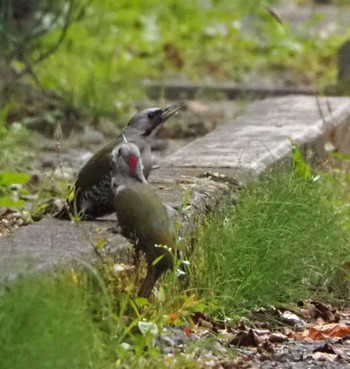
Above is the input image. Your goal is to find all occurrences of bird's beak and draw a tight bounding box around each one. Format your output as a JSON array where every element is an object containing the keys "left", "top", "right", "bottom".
[{"left": 161, "top": 103, "right": 184, "bottom": 122}]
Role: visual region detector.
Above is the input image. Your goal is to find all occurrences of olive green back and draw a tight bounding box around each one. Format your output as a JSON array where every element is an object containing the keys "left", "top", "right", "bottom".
[{"left": 114, "top": 183, "right": 175, "bottom": 249}]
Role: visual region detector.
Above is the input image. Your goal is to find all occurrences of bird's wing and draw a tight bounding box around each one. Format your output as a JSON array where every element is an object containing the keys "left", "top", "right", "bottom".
[
  {"left": 115, "top": 184, "right": 175, "bottom": 248},
  {"left": 75, "top": 139, "right": 119, "bottom": 192}
]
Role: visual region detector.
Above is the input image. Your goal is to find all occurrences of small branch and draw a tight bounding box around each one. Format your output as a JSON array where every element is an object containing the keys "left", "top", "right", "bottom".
[
  {"left": 20, "top": 52, "right": 46, "bottom": 92},
  {"left": 32, "top": 0, "right": 74, "bottom": 66},
  {"left": 11, "top": 0, "right": 75, "bottom": 85}
]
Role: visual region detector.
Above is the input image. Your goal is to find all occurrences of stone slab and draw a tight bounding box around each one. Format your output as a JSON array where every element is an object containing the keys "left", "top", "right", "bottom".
[
  {"left": 163, "top": 95, "right": 350, "bottom": 176},
  {"left": 0, "top": 217, "right": 129, "bottom": 280},
  {"left": 1, "top": 95, "right": 350, "bottom": 279}
]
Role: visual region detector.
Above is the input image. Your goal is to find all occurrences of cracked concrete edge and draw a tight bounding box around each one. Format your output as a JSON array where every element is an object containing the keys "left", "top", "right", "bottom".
[
  {"left": 162, "top": 95, "right": 350, "bottom": 177},
  {"left": 0, "top": 216, "right": 131, "bottom": 280},
  {"left": 0, "top": 171, "right": 239, "bottom": 281},
  {"left": 1, "top": 95, "right": 350, "bottom": 280}
]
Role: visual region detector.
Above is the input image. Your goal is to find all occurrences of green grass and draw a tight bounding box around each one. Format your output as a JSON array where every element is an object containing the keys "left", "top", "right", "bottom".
[
  {"left": 0, "top": 105, "right": 35, "bottom": 172},
  {"left": 0, "top": 273, "right": 109, "bottom": 369},
  {"left": 0, "top": 265, "right": 202, "bottom": 369},
  {"left": 190, "top": 169, "right": 350, "bottom": 315},
  {"left": 2, "top": 164, "right": 350, "bottom": 367}
]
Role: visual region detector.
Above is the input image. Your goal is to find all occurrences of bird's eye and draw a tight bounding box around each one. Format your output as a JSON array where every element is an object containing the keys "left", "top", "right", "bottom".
[{"left": 147, "top": 111, "right": 155, "bottom": 119}]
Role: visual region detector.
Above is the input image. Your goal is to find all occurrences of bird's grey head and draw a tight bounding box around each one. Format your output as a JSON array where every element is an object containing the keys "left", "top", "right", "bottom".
[
  {"left": 111, "top": 142, "right": 147, "bottom": 186},
  {"left": 127, "top": 104, "right": 183, "bottom": 136}
]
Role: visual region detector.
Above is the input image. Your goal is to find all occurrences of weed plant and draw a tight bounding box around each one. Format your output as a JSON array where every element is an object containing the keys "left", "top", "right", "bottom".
[
  {"left": 0, "top": 273, "right": 109, "bottom": 369},
  {"left": 0, "top": 262, "right": 202, "bottom": 369},
  {"left": 190, "top": 169, "right": 350, "bottom": 315},
  {"left": 2, "top": 145, "right": 350, "bottom": 367}
]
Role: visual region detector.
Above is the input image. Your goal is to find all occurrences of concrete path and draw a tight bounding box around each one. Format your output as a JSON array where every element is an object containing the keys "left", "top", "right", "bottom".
[{"left": 1, "top": 95, "right": 350, "bottom": 279}]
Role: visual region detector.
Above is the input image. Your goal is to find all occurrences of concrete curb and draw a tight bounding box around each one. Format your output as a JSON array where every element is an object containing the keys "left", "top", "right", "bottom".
[{"left": 1, "top": 95, "right": 350, "bottom": 278}]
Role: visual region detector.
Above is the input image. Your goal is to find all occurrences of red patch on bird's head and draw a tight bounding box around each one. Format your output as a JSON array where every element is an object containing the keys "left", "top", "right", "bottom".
[{"left": 128, "top": 155, "right": 138, "bottom": 173}]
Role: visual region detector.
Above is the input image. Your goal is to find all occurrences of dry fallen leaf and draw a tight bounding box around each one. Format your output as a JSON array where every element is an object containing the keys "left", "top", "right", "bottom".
[
  {"left": 269, "top": 332, "right": 288, "bottom": 343},
  {"left": 299, "top": 323, "right": 350, "bottom": 340},
  {"left": 283, "top": 327, "right": 297, "bottom": 339},
  {"left": 312, "top": 351, "right": 337, "bottom": 362},
  {"left": 198, "top": 317, "right": 214, "bottom": 329}
]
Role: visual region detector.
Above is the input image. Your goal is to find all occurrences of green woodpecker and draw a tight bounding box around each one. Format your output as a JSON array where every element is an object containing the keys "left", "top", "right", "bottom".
[
  {"left": 55, "top": 104, "right": 183, "bottom": 220},
  {"left": 111, "top": 141, "right": 176, "bottom": 298}
]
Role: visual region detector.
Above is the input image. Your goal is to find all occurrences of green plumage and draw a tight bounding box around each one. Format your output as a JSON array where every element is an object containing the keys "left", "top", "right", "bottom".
[
  {"left": 115, "top": 183, "right": 175, "bottom": 297},
  {"left": 115, "top": 182, "right": 175, "bottom": 247},
  {"left": 112, "top": 142, "right": 176, "bottom": 297}
]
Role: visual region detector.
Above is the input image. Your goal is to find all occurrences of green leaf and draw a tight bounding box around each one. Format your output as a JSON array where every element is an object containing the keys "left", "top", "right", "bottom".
[
  {"left": 290, "top": 140, "right": 312, "bottom": 180},
  {"left": 0, "top": 197, "right": 26, "bottom": 208},
  {"left": 96, "top": 237, "right": 106, "bottom": 249},
  {"left": 134, "top": 297, "right": 149, "bottom": 308},
  {"left": 152, "top": 255, "right": 165, "bottom": 266},
  {"left": 155, "top": 285, "right": 166, "bottom": 303},
  {"left": 331, "top": 151, "right": 350, "bottom": 162},
  {"left": 128, "top": 299, "right": 141, "bottom": 318},
  {"left": 68, "top": 186, "right": 76, "bottom": 203},
  {"left": 180, "top": 187, "right": 193, "bottom": 213},
  {"left": 0, "top": 172, "right": 30, "bottom": 186}
]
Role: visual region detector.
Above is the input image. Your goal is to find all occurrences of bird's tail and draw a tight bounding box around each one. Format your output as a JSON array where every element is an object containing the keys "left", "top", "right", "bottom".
[{"left": 138, "top": 243, "right": 174, "bottom": 298}]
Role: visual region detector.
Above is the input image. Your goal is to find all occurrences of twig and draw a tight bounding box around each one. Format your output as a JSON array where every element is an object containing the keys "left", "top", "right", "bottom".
[{"left": 9, "top": 0, "right": 75, "bottom": 85}]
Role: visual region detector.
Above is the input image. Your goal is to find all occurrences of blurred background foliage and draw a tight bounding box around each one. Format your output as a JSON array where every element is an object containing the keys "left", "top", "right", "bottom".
[
  {"left": 1, "top": 0, "right": 350, "bottom": 189},
  {"left": 1, "top": 0, "right": 349, "bottom": 119}
]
